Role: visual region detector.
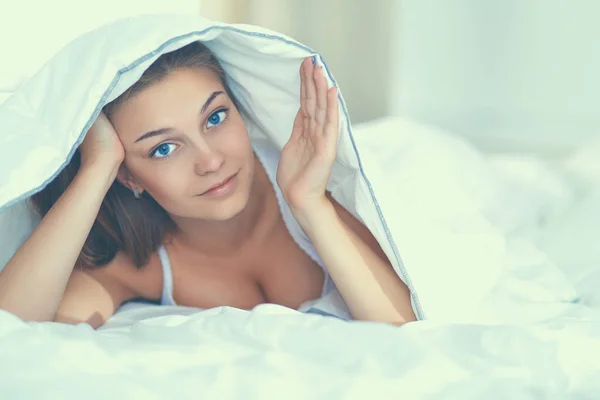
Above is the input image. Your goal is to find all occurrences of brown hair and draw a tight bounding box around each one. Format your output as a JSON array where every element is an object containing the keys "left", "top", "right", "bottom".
[{"left": 30, "top": 41, "right": 238, "bottom": 269}]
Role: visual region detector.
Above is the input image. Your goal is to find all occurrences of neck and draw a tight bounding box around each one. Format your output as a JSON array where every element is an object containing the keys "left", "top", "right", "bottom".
[{"left": 169, "top": 158, "right": 274, "bottom": 256}]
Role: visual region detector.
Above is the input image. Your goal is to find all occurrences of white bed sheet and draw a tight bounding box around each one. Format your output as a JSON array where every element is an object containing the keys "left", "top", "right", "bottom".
[
  {"left": 0, "top": 127, "right": 599, "bottom": 398},
  {"left": 1, "top": 302, "right": 599, "bottom": 399}
]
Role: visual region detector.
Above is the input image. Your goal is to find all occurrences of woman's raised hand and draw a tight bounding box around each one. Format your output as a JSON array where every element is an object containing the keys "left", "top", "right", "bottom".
[{"left": 276, "top": 56, "right": 339, "bottom": 215}]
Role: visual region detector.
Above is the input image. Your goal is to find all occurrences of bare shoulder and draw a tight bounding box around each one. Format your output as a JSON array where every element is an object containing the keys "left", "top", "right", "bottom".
[
  {"left": 56, "top": 250, "right": 165, "bottom": 327},
  {"left": 82, "top": 250, "right": 164, "bottom": 302}
]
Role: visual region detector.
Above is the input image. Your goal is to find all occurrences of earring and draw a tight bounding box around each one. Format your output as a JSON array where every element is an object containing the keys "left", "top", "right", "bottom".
[{"left": 133, "top": 188, "right": 140, "bottom": 199}]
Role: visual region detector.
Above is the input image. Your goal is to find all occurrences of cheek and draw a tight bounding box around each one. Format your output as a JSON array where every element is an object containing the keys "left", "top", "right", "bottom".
[
  {"left": 221, "top": 121, "right": 252, "bottom": 158},
  {"left": 131, "top": 161, "right": 191, "bottom": 203}
]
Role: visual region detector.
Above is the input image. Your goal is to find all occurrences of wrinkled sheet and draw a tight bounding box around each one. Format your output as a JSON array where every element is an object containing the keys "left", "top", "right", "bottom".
[
  {"left": 0, "top": 303, "right": 599, "bottom": 398},
  {"left": 1, "top": 140, "right": 600, "bottom": 399}
]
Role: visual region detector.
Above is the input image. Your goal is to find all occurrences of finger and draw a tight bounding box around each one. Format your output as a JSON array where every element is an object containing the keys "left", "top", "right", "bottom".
[
  {"left": 303, "top": 56, "right": 317, "bottom": 126},
  {"left": 314, "top": 65, "right": 328, "bottom": 131},
  {"left": 289, "top": 108, "right": 304, "bottom": 142},
  {"left": 303, "top": 108, "right": 309, "bottom": 135},
  {"left": 300, "top": 59, "right": 308, "bottom": 117},
  {"left": 324, "top": 87, "right": 339, "bottom": 143}
]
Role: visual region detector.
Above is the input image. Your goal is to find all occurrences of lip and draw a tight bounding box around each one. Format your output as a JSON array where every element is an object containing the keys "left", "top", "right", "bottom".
[{"left": 199, "top": 173, "right": 238, "bottom": 198}]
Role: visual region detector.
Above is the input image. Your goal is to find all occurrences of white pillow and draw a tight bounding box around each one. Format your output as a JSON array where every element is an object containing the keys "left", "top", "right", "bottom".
[{"left": 352, "top": 117, "right": 578, "bottom": 319}]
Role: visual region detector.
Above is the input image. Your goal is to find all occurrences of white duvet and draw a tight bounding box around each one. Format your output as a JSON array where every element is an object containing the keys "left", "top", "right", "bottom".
[{"left": 0, "top": 14, "right": 599, "bottom": 398}]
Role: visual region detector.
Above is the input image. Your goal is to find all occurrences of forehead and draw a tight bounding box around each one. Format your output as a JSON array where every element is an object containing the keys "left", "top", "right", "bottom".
[
  {"left": 110, "top": 68, "right": 226, "bottom": 140},
  {"left": 126, "top": 67, "right": 223, "bottom": 108}
]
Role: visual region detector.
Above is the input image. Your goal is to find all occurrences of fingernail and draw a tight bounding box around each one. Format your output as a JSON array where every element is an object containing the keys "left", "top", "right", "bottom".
[{"left": 311, "top": 55, "right": 316, "bottom": 64}]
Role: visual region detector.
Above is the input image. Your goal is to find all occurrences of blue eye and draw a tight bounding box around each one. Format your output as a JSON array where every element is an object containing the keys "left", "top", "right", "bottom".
[
  {"left": 150, "top": 143, "right": 177, "bottom": 159},
  {"left": 207, "top": 109, "right": 228, "bottom": 128}
]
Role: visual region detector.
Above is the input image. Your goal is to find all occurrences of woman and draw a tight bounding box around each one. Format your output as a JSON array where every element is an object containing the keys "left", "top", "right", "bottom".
[{"left": 0, "top": 42, "right": 415, "bottom": 328}]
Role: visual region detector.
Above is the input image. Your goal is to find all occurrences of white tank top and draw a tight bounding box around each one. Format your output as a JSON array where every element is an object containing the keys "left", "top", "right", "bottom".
[{"left": 157, "top": 139, "right": 335, "bottom": 307}]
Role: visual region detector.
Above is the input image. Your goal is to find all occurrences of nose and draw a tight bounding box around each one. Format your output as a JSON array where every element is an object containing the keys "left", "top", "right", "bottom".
[{"left": 193, "top": 143, "right": 225, "bottom": 175}]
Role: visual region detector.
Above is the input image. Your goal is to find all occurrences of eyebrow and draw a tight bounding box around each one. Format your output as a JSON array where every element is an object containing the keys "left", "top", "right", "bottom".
[{"left": 134, "top": 90, "right": 225, "bottom": 143}]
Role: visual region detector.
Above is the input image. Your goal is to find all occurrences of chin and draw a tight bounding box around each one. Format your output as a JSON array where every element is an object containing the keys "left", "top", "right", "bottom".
[
  {"left": 207, "top": 200, "right": 247, "bottom": 221},
  {"left": 198, "top": 189, "right": 250, "bottom": 221}
]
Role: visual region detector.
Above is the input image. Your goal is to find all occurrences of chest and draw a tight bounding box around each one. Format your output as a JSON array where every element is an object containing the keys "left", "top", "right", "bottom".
[{"left": 167, "top": 221, "right": 325, "bottom": 311}]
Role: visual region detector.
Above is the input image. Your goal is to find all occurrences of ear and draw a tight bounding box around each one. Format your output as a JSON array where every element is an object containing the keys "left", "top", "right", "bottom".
[{"left": 116, "top": 164, "right": 144, "bottom": 195}]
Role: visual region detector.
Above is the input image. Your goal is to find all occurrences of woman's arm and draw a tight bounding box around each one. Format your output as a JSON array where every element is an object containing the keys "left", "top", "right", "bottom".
[
  {"left": 55, "top": 263, "right": 137, "bottom": 328},
  {"left": 277, "top": 57, "right": 415, "bottom": 325},
  {"left": 0, "top": 113, "right": 125, "bottom": 322},
  {"left": 0, "top": 162, "right": 118, "bottom": 321},
  {"left": 294, "top": 195, "right": 416, "bottom": 325}
]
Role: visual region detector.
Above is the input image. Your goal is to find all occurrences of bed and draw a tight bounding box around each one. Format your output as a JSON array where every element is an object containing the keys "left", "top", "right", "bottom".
[
  {"left": 0, "top": 117, "right": 598, "bottom": 398},
  {"left": 0, "top": 15, "right": 599, "bottom": 398}
]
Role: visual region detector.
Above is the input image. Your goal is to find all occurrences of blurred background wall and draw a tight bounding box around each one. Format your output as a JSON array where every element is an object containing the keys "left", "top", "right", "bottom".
[
  {"left": 1, "top": 0, "right": 598, "bottom": 156},
  {"left": 392, "top": 0, "right": 600, "bottom": 155}
]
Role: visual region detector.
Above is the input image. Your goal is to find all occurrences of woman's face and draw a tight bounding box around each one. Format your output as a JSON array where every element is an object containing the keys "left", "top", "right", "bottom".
[{"left": 110, "top": 67, "right": 255, "bottom": 221}]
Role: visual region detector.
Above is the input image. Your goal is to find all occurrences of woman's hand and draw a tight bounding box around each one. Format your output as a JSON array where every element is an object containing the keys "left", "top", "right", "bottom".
[
  {"left": 78, "top": 111, "right": 124, "bottom": 170},
  {"left": 276, "top": 56, "right": 339, "bottom": 216}
]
